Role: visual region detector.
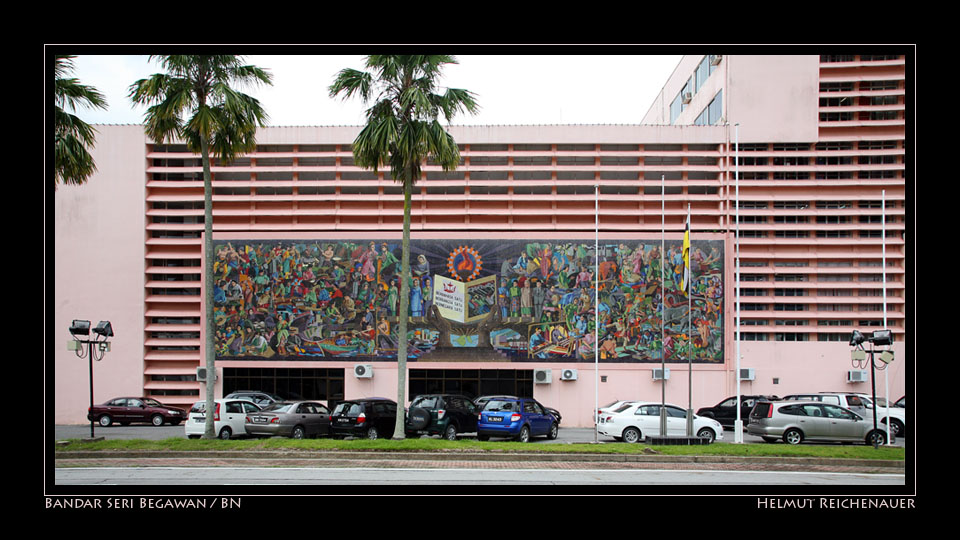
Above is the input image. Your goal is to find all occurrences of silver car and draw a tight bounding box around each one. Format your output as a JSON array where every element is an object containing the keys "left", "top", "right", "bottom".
[
  {"left": 747, "top": 400, "right": 892, "bottom": 446},
  {"left": 244, "top": 401, "right": 331, "bottom": 439}
]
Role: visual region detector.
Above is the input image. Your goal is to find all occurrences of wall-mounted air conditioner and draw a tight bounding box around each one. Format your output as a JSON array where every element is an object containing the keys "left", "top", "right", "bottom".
[
  {"left": 681, "top": 92, "right": 692, "bottom": 104},
  {"left": 196, "top": 367, "right": 217, "bottom": 382},
  {"left": 354, "top": 364, "right": 374, "bottom": 379},
  {"left": 847, "top": 370, "right": 868, "bottom": 383},
  {"left": 739, "top": 368, "right": 755, "bottom": 381},
  {"left": 560, "top": 369, "right": 578, "bottom": 381},
  {"left": 534, "top": 368, "right": 552, "bottom": 384},
  {"left": 711, "top": 55, "right": 722, "bottom": 66},
  {"left": 652, "top": 368, "right": 670, "bottom": 381}
]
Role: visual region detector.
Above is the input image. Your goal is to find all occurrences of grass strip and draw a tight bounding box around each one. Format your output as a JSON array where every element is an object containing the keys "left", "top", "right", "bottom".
[{"left": 55, "top": 437, "right": 905, "bottom": 460}]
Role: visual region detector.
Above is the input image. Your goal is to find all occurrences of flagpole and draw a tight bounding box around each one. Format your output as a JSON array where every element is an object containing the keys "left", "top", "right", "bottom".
[
  {"left": 686, "top": 203, "right": 693, "bottom": 436},
  {"left": 660, "top": 174, "right": 667, "bottom": 437},
  {"left": 883, "top": 189, "right": 891, "bottom": 445},
  {"left": 734, "top": 123, "right": 743, "bottom": 444},
  {"left": 595, "top": 183, "right": 600, "bottom": 444}
]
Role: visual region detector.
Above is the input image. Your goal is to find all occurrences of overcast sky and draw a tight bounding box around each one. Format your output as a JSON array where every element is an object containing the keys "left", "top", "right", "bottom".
[{"left": 68, "top": 54, "right": 683, "bottom": 127}]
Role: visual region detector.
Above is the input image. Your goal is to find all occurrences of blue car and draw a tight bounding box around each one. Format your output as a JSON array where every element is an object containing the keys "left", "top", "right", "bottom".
[{"left": 477, "top": 397, "right": 559, "bottom": 442}]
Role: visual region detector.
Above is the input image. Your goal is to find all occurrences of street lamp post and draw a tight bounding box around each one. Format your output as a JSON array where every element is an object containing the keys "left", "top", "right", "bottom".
[
  {"left": 849, "top": 329, "right": 894, "bottom": 448},
  {"left": 69, "top": 320, "right": 113, "bottom": 439}
]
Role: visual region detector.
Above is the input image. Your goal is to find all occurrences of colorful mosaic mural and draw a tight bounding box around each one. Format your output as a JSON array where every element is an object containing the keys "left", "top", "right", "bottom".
[{"left": 212, "top": 239, "right": 724, "bottom": 363}]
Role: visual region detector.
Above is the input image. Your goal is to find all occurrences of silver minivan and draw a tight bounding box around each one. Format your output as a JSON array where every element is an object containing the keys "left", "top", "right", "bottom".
[{"left": 748, "top": 400, "right": 892, "bottom": 445}]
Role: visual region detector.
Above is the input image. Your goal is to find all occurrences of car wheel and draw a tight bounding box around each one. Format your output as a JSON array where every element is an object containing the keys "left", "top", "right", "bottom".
[
  {"left": 516, "top": 425, "right": 531, "bottom": 443},
  {"left": 98, "top": 415, "right": 113, "bottom": 427},
  {"left": 408, "top": 407, "right": 431, "bottom": 431},
  {"left": 697, "top": 427, "right": 716, "bottom": 444},
  {"left": 547, "top": 422, "right": 559, "bottom": 440},
  {"left": 366, "top": 426, "right": 379, "bottom": 440},
  {"left": 292, "top": 425, "right": 306, "bottom": 439},
  {"left": 622, "top": 426, "right": 641, "bottom": 444},
  {"left": 151, "top": 414, "right": 165, "bottom": 427},
  {"left": 783, "top": 428, "right": 803, "bottom": 445},
  {"left": 442, "top": 424, "right": 458, "bottom": 441},
  {"left": 885, "top": 418, "right": 904, "bottom": 437},
  {"left": 218, "top": 426, "right": 232, "bottom": 440},
  {"left": 867, "top": 430, "right": 887, "bottom": 446}
]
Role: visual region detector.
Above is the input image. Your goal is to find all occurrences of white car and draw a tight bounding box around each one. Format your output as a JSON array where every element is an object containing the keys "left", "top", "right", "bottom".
[
  {"left": 594, "top": 400, "right": 638, "bottom": 423},
  {"left": 855, "top": 394, "right": 907, "bottom": 437},
  {"left": 185, "top": 399, "right": 261, "bottom": 440},
  {"left": 598, "top": 402, "right": 724, "bottom": 443}
]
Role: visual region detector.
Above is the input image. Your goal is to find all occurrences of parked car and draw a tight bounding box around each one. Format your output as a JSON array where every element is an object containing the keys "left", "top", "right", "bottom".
[
  {"left": 854, "top": 393, "right": 908, "bottom": 437},
  {"left": 406, "top": 394, "right": 479, "bottom": 440},
  {"left": 474, "top": 395, "right": 562, "bottom": 425},
  {"left": 329, "top": 397, "right": 398, "bottom": 440},
  {"left": 782, "top": 392, "right": 906, "bottom": 437},
  {"left": 598, "top": 402, "right": 724, "bottom": 443},
  {"left": 87, "top": 397, "right": 187, "bottom": 427},
  {"left": 895, "top": 396, "right": 905, "bottom": 408},
  {"left": 696, "top": 395, "right": 779, "bottom": 429},
  {"left": 184, "top": 399, "right": 261, "bottom": 440},
  {"left": 224, "top": 390, "right": 285, "bottom": 408},
  {"left": 477, "top": 397, "right": 558, "bottom": 442},
  {"left": 594, "top": 400, "right": 639, "bottom": 424},
  {"left": 748, "top": 400, "right": 891, "bottom": 446},
  {"left": 244, "top": 401, "right": 331, "bottom": 439}
]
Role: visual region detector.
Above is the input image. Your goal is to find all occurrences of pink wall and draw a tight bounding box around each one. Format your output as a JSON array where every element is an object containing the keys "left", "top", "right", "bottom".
[{"left": 54, "top": 125, "right": 147, "bottom": 424}]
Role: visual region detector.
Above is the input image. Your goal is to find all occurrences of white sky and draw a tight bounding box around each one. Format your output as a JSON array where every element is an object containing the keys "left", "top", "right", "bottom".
[{"left": 69, "top": 54, "right": 683, "bottom": 127}]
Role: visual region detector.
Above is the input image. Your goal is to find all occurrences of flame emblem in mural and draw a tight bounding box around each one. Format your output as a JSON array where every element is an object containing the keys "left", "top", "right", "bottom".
[{"left": 446, "top": 246, "right": 482, "bottom": 282}]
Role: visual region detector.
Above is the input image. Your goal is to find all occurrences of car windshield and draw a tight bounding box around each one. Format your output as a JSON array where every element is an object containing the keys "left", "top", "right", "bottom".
[
  {"left": 411, "top": 396, "right": 440, "bottom": 409},
  {"left": 333, "top": 402, "right": 363, "bottom": 416},
  {"left": 262, "top": 403, "right": 294, "bottom": 413},
  {"left": 484, "top": 400, "right": 518, "bottom": 412}
]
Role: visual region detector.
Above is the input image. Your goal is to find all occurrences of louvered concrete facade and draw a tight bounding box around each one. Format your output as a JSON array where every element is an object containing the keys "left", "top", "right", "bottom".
[{"left": 53, "top": 54, "right": 908, "bottom": 426}]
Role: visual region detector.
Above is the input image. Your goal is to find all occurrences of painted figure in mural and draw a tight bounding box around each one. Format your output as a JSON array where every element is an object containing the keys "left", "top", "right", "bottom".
[
  {"left": 410, "top": 277, "right": 423, "bottom": 317},
  {"left": 509, "top": 279, "right": 521, "bottom": 318},
  {"left": 532, "top": 279, "right": 545, "bottom": 322},
  {"left": 520, "top": 279, "right": 532, "bottom": 319},
  {"left": 413, "top": 254, "right": 430, "bottom": 278}
]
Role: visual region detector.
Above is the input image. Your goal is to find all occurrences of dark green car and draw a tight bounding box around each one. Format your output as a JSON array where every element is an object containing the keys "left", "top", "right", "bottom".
[{"left": 405, "top": 394, "right": 479, "bottom": 440}]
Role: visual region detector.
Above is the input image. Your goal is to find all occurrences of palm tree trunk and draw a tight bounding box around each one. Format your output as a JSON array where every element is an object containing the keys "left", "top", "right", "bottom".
[
  {"left": 393, "top": 172, "right": 413, "bottom": 439},
  {"left": 200, "top": 134, "right": 216, "bottom": 440}
]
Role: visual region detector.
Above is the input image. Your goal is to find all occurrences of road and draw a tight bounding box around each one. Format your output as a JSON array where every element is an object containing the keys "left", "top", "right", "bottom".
[{"left": 54, "top": 466, "right": 904, "bottom": 486}]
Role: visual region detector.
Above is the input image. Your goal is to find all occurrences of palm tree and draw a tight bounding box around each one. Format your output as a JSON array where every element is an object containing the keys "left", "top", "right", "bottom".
[
  {"left": 55, "top": 55, "right": 108, "bottom": 187},
  {"left": 129, "top": 55, "right": 272, "bottom": 439},
  {"left": 329, "top": 55, "right": 479, "bottom": 439}
]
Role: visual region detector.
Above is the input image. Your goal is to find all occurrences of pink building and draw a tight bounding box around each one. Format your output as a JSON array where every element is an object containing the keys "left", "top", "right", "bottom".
[{"left": 53, "top": 54, "right": 908, "bottom": 427}]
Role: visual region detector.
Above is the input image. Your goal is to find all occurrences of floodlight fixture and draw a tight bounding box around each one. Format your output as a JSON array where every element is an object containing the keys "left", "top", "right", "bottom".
[
  {"left": 93, "top": 321, "right": 114, "bottom": 338},
  {"left": 70, "top": 320, "right": 91, "bottom": 337},
  {"left": 848, "top": 330, "right": 865, "bottom": 347},
  {"left": 870, "top": 329, "right": 893, "bottom": 347}
]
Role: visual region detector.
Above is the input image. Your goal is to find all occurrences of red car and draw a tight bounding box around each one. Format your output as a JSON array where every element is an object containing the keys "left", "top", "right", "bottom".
[{"left": 87, "top": 397, "right": 186, "bottom": 427}]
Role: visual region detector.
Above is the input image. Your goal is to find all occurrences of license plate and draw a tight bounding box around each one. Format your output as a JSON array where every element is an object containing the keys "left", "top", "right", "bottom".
[
  {"left": 254, "top": 417, "right": 266, "bottom": 423},
  {"left": 489, "top": 416, "right": 502, "bottom": 422},
  {"left": 337, "top": 418, "right": 350, "bottom": 423},
  {"left": 194, "top": 416, "right": 205, "bottom": 422}
]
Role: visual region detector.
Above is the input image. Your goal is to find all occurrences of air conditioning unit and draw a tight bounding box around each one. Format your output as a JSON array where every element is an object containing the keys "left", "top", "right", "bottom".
[
  {"left": 354, "top": 364, "right": 374, "bottom": 379},
  {"left": 739, "top": 368, "right": 755, "bottom": 381},
  {"left": 652, "top": 368, "right": 670, "bottom": 381},
  {"left": 681, "top": 92, "right": 693, "bottom": 104},
  {"left": 710, "top": 55, "right": 722, "bottom": 66},
  {"left": 560, "top": 368, "right": 578, "bottom": 381},
  {"left": 196, "top": 367, "right": 218, "bottom": 382},
  {"left": 847, "top": 370, "right": 868, "bottom": 383},
  {"left": 534, "top": 368, "right": 552, "bottom": 384}
]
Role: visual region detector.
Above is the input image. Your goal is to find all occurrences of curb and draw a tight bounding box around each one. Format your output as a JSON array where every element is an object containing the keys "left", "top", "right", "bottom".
[{"left": 54, "top": 450, "right": 904, "bottom": 470}]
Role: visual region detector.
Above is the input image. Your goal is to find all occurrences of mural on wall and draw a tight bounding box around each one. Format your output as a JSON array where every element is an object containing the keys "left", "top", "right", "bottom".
[{"left": 212, "top": 239, "right": 724, "bottom": 363}]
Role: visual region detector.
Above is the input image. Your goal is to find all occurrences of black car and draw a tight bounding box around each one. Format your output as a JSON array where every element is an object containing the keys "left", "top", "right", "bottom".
[
  {"left": 696, "top": 395, "right": 779, "bottom": 429},
  {"left": 406, "top": 394, "right": 479, "bottom": 440},
  {"left": 474, "top": 395, "right": 562, "bottom": 425},
  {"left": 329, "top": 397, "right": 398, "bottom": 440}
]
